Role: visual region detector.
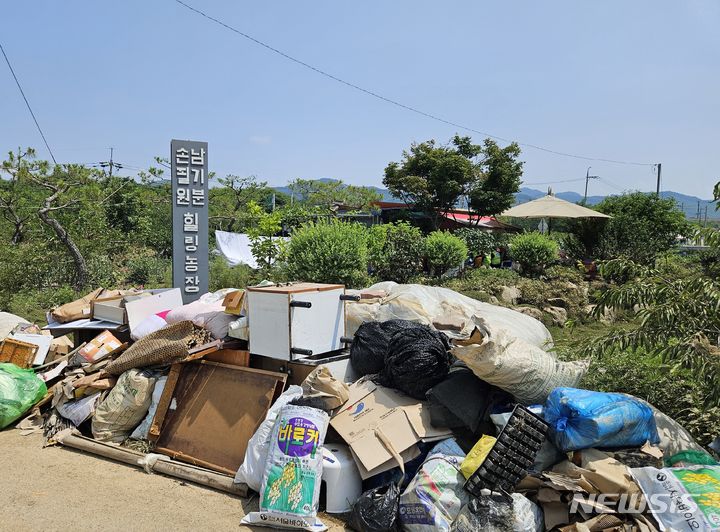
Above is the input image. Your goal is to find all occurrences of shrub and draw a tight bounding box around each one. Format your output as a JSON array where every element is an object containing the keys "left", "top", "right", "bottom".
[
  {"left": 543, "top": 265, "right": 584, "bottom": 284},
  {"left": 125, "top": 253, "right": 170, "bottom": 287},
  {"left": 287, "top": 221, "right": 369, "bottom": 287},
  {"left": 510, "top": 232, "right": 558, "bottom": 274},
  {"left": 367, "top": 222, "right": 424, "bottom": 283},
  {"left": 424, "top": 231, "right": 468, "bottom": 277},
  {"left": 209, "top": 256, "right": 258, "bottom": 291},
  {"left": 444, "top": 267, "right": 519, "bottom": 295},
  {"left": 454, "top": 228, "right": 504, "bottom": 257}
]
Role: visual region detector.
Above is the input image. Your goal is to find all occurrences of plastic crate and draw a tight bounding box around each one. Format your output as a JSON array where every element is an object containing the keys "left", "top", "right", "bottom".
[{"left": 464, "top": 404, "right": 548, "bottom": 497}]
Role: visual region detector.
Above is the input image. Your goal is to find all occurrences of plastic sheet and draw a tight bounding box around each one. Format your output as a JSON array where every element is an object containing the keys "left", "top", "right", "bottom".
[
  {"left": 450, "top": 494, "right": 543, "bottom": 532},
  {"left": 0, "top": 363, "right": 47, "bottom": 429},
  {"left": 545, "top": 387, "right": 660, "bottom": 452}
]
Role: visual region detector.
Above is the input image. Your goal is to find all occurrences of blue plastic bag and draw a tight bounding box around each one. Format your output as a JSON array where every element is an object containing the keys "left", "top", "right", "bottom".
[{"left": 544, "top": 387, "right": 659, "bottom": 452}]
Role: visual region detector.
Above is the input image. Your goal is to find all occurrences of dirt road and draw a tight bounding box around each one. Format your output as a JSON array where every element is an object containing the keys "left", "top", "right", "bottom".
[{"left": 0, "top": 429, "right": 347, "bottom": 531}]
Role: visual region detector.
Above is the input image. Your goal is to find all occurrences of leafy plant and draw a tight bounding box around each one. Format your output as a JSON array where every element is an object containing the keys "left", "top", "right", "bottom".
[
  {"left": 424, "top": 231, "right": 468, "bottom": 277},
  {"left": 510, "top": 232, "right": 558, "bottom": 274},
  {"left": 367, "top": 221, "right": 424, "bottom": 283},
  {"left": 454, "top": 228, "right": 503, "bottom": 257},
  {"left": 246, "top": 201, "right": 286, "bottom": 276},
  {"left": 287, "top": 221, "right": 369, "bottom": 287},
  {"left": 585, "top": 253, "right": 720, "bottom": 405}
]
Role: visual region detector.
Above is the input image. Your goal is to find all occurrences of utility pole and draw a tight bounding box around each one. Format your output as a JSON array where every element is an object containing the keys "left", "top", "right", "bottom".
[
  {"left": 99, "top": 147, "right": 122, "bottom": 177},
  {"left": 584, "top": 167, "right": 599, "bottom": 203},
  {"left": 656, "top": 163, "right": 662, "bottom": 195}
]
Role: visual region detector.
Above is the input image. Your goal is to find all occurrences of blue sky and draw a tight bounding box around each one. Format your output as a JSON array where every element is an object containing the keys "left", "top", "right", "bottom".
[{"left": 2, "top": 1, "right": 719, "bottom": 198}]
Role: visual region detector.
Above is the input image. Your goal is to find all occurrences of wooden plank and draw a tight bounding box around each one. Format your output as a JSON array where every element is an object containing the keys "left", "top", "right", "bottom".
[{"left": 148, "top": 363, "right": 182, "bottom": 442}]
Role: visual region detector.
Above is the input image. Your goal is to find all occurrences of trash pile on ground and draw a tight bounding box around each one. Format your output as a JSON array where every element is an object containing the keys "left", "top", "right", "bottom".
[{"left": 1, "top": 281, "right": 719, "bottom": 531}]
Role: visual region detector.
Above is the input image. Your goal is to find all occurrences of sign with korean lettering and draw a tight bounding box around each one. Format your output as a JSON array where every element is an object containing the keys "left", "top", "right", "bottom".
[{"left": 171, "top": 139, "right": 208, "bottom": 303}]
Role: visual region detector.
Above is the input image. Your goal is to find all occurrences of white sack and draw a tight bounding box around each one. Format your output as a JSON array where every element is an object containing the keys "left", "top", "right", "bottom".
[
  {"left": 91, "top": 369, "right": 157, "bottom": 443},
  {"left": 452, "top": 317, "right": 588, "bottom": 405},
  {"left": 347, "top": 282, "right": 552, "bottom": 350},
  {"left": 130, "top": 375, "right": 168, "bottom": 440},
  {"left": 234, "top": 385, "right": 304, "bottom": 491},
  {"left": 0, "top": 312, "right": 30, "bottom": 340}
]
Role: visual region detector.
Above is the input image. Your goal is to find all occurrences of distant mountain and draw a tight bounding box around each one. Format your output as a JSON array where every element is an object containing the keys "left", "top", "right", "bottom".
[{"left": 272, "top": 179, "right": 717, "bottom": 219}]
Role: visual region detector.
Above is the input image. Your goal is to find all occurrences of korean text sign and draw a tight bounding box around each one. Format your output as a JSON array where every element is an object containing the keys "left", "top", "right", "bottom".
[{"left": 171, "top": 139, "right": 209, "bottom": 303}]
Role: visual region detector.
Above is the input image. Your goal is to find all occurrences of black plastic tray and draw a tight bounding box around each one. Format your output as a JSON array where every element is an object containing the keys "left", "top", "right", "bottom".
[{"left": 464, "top": 404, "right": 548, "bottom": 497}]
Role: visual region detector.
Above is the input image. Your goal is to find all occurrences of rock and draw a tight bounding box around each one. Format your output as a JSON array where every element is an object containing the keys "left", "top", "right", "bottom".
[
  {"left": 585, "top": 304, "right": 615, "bottom": 324},
  {"left": 513, "top": 306, "right": 544, "bottom": 321},
  {"left": 498, "top": 285, "right": 521, "bottom": 305},
  {"left": 543, "top": 306, "right": 568, "bottom": 327},
  {"left": 546, "top": 297, "right": 568, "bottom": 309},
  {"left": 489, "top": 296, "right": 500, "bottom": 305}
]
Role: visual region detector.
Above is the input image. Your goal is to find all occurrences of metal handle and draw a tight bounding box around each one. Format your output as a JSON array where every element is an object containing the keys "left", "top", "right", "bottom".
[
  {"left": 340, "top": 336, "right": 354, "bottom": 344},
  {"left": 290, "top": 300, "right": 312, "bottom": 308},
  {"left": 340, "top": 294, "right": 361, "bottom": 302},
  {"left": 290, "top": 347, "right": 313, "bottom": 357}
]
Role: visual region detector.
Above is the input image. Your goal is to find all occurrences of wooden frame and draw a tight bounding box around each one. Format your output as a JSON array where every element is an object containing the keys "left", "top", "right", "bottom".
[
  {"left": 0, "top": 338, "right": 39, "bottom": 368},
  {"left": 149, "top": 360, "right": 286, "bottom": 475}
]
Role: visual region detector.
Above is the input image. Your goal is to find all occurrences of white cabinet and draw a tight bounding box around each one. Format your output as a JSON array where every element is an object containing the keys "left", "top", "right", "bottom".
[{"left": 247, "top": 283, "right": 349, "bottom": 360}]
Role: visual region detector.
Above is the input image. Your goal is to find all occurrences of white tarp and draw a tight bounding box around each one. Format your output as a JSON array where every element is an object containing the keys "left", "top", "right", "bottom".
[
  {"left": 215, "top": 231, "right": 257, "bottom": 268},
  {"left": 347, "top": 282, "right": 553, "bottom": 349},
  {"left": 215, "top": 230, "right": 289, "bottom": 269}
]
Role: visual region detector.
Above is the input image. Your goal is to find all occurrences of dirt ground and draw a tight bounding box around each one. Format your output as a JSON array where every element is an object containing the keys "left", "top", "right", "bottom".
[{"left": 0, "top": 429, "right": 348, "bottom": 531}]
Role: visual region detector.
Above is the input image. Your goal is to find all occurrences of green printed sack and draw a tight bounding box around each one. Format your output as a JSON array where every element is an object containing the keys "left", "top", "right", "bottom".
[
  {"left": 242, "top": 404, "right": 330, "bottom": 531},
  {"left": 631, "top": 465, "right": 720, "bottom": 531}
]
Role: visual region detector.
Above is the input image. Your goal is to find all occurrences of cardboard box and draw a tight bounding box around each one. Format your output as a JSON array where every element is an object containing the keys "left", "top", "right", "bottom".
[
  {"left": 78, "top": 330, "right": 122, "bottom": 362},
  {"left": 330, "top": 380, "right": 452, "bottom": 478},
  {"left": 91, "top": 296, "right": 127, "bottom": 324},
  {"left": 222, "top": 290, "right": 245, "bottom": 316}
]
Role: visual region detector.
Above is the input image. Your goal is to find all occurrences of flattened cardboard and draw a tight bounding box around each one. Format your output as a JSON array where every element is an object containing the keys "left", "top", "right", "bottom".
[
  {"left": 153, "top": 361, "right": 286, "bottom": 475},
  {"left": 222, "top": 290, "right": 245, "bottom": 316},
  {"left": 330, "top": 380, "right": 451, "bottom": 477},
  {"left": 125, "top": 288, "right": 183, "bottom": 333}
]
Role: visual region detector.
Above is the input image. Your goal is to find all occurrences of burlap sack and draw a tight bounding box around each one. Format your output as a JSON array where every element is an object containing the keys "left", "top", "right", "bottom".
[
  {"left": 299, "top": 366, "right": 349, "bottom": 411},
  {"left": 105, "top": 321, "right": 210, "bottom": 375}
]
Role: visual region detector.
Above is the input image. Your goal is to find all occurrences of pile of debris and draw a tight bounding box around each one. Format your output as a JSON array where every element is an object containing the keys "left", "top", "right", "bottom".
[{"left": 0, "top": 281, "right": 718, "bottom": 531}]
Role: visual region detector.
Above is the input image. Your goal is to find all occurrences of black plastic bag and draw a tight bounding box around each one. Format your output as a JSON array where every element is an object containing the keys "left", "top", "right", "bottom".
[
  {"left": 426, "top": 361, "right": 512, "bottom": 434},
  {"left": 350, "top": 320, "right": 419, "bottom": 376},
  {"left": 347, "top": 481, "right": 401, "bottom": 532},
  {"left": 379, "top": 323, "right": 452, "bottom": 399}
]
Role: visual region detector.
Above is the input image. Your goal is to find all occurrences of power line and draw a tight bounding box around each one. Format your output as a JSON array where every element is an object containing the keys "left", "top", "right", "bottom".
[
  {"left": 174, "top": 0, "right": 654, "bottom": 167},
  {"left": 522, "top": 178, "right": 586, "bottom": 186},
  {"left": 0, "top": 41, "right": 57, "bottom": 164}
]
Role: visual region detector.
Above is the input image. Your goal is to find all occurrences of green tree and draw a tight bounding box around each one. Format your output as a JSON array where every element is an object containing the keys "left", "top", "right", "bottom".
[
  {"left": 210, "top": 175, "right": 274, "bottom": 232},
  {"left": 246, "top": 200, "right": 285, "bottom": 275},
  {"left": 383, "top": 136, "right": 482, "bottom": 228},
  {"left": 570, "top": 192, "right": 689, "bottom": 263},
  {"left": 468, "top": 139, "right": 523, "bottom": 217},
  {"left": 288, "top": 178, "right": 381, "bottom": 212}
]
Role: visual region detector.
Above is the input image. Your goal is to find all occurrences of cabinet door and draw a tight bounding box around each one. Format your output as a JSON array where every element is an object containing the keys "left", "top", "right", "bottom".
[
  {"left": 290, "top": 289, "right": 345, "bottom": 358},
  {"left": 248, "top": 291, "right": 290, "bottom": 359}
]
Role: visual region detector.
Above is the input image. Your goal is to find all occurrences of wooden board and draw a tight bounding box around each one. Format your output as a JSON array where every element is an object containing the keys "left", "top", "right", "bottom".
[
  {"left": 0, "top": 338, "right": 39, "bottom": 368},
  {"left": 153, "top": 361, "right": 286, "bottom": 475}
]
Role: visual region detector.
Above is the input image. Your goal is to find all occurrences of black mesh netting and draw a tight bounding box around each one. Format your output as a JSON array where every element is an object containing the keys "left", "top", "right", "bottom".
[
  {"left": 378, "top": 322, "right": 452, "bottom": 400},
  {"left": 350, "top": 320, "right": 420, "bottom": 376}
]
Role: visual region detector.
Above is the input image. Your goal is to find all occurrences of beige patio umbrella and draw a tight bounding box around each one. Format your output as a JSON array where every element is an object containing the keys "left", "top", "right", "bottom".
[{"left": 501, "top": 194, "right": 611, "bottom": 219}]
